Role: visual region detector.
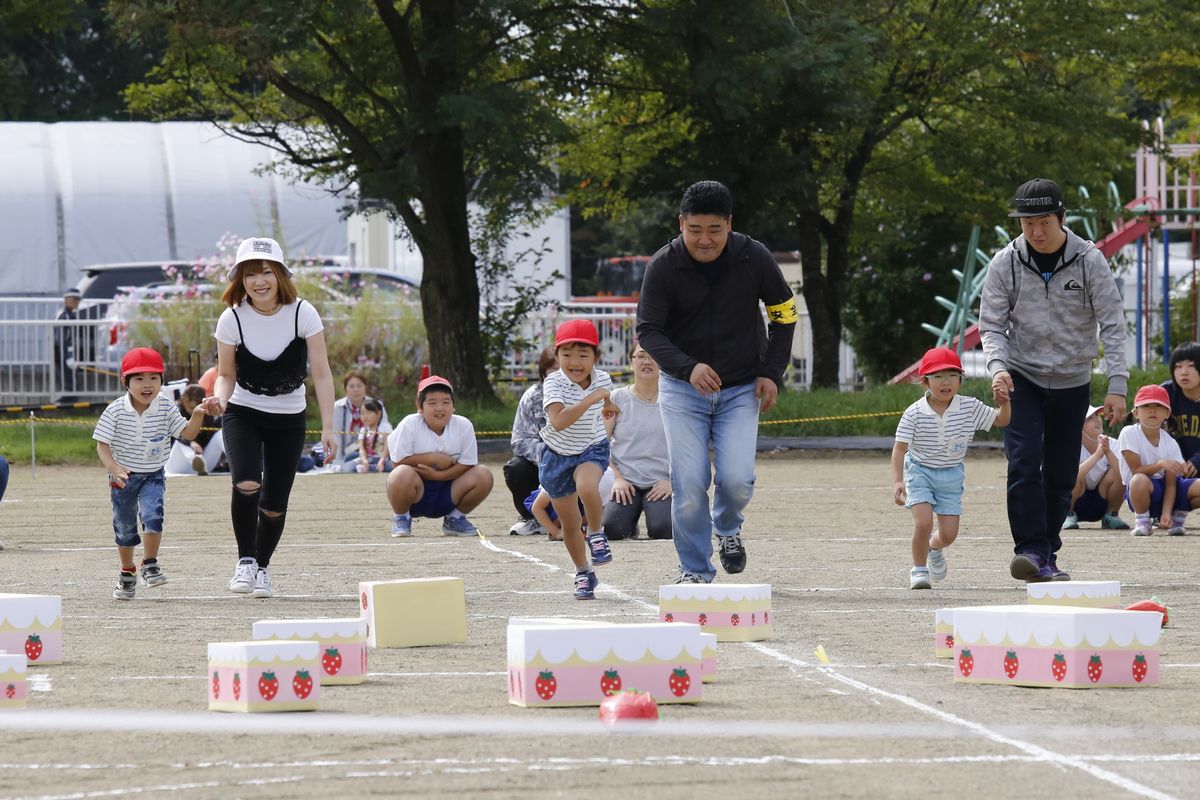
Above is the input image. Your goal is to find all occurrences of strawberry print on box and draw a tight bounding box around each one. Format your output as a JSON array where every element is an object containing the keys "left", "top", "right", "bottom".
[
  {"left": 0, "top": 594, "right": 63, "bottom": 665},
  {"left": 934, "top": 608, "right": 956, "bottom": 658},
  {"left": 506, "top": 620, "right": 704, "bottom": 708},
  {"left": 657, "top": 584, "right": 772, "bottom": 642},
  {"left": 207, "top": 640, "right": 321, "bottom": 712},
  {"left": 952, "top": 605, "right": 1162, "bottom": 688},
  {"left": 0, "top": 653, "right": 29, "bottom": 709},
  {"left": 1026, "top": 580, "right": 1122, "bottom": 610},
  {"left": 252, "top": 618, "right": 368, "bottom": 686}
]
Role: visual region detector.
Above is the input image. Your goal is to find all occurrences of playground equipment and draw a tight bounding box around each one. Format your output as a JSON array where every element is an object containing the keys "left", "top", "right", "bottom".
[{"left": 892, "top": 120, "right": 1198, "bottom": 383}]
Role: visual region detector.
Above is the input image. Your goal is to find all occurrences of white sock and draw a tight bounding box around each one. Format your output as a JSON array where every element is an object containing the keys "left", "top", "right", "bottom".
[
  {"left": 447, "top": 508, "right": 465, "bottom": 520},
  {"left": 1135, "top": 513, "right": 1151, "bottom": 526}
]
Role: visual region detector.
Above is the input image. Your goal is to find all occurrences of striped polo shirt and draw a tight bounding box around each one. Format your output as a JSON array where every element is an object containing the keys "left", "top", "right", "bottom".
[
  {"left": 93, "top": 394, "right": 189, "bottom": 472},
  {"left": 895, "top": 393, "right": 998, "bottom": 468},
  {"left": 539, "top": 367, "right": 612, "bottom": 456}
]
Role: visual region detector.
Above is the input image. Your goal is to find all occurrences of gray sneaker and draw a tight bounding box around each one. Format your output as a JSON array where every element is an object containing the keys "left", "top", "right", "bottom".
[
  {"left": 926, "top": 548, "right": 948, "bottom": 581},
  {"left": 673, "top": 571, "right": 706, "bottom": 584},
  {"left": 113, "top": 571, "right": 137, "bottom": 600},
  {"left": 140, "top": 560, "right": 167, "bottom": 588}
]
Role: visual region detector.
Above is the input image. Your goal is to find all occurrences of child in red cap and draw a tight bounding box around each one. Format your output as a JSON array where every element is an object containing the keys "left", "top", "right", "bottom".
[
  {"left": 891, "top": 347, "right": 1011, "bottom": 589},
  {"left": 540, "top": 319, "right": 620, "bottom": 599},
  {"left": 1116, "top": 384, "right": 1200, "bottom": 536},
  {"left": 94, "top": 347, "right": 213, "bottom": 600}
]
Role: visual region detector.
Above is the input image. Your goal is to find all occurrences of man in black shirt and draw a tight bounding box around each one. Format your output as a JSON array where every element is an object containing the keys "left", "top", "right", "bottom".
[{"left": 636, "top": 181, "right": 797, "bottom": 583}]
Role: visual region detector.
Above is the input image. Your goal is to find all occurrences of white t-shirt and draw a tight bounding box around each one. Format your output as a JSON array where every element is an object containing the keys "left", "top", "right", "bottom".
[
  {"left": 93, "top": 394, "right": 189, "bottom": 472},
  {"left": 540, "top": 367, "right": 612, "bottom": 456},
  {"left": 1079, "top": 441, "right": 1111, "bottom": 491},
  {"left": 1116, "top": 424, "right": 1182, "bottom": 487},
  {"left": 387, "top": 413, "right": 479, "bottom": 466},
  {"left": 894, "top": 393, "right": 998, "bottom": 468},
  {"left": 214, "top": 300, "right": 324, "bottom": 414}
]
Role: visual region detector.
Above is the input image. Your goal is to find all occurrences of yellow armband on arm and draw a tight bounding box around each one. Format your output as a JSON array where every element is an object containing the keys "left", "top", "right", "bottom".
[{"left": 765, "top": 296, "right": 798, "bottom": 324}]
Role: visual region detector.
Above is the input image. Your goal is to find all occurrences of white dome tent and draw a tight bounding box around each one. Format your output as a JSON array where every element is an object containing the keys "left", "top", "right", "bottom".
[{"left": 0, "top": 121, "right": 347, "bottom": 296}]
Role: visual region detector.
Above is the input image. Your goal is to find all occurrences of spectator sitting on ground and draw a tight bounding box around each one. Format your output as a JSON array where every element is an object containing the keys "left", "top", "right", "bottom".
[
  {"left": 165, "top": 384, "right": 225, "bottom": 476},
  {"left": 603, "top": 343, "right": 672, "bottom": 540},
  {"left": 1062, "top": 404, "right": 1128, "bottom": 530},
  {"left": 505, "top": 347, "right": 557, "bottom": 536},
  {"left": 334, "top": 371, "right": 391, "bottom": 467},
  {"left": 356, "top": 399, "right": 393, "bottom": 473}
]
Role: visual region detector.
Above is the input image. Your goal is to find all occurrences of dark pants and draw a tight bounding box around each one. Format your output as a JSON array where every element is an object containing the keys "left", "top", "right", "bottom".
[
  {"left": 602, "top": 487, "right": 673, "bottom": 540},
  {"left": 222, "top": 403, "right": 307, "bottom": 566},
  {"left": 503, "top": 455, "right": 540, "bottom": 519},
  {"left": 1003, "top": 370, "right": 1090, "bottom": 560}
]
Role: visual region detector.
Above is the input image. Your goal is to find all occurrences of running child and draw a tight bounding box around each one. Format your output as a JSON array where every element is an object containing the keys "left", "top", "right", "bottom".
[
  {"left": 1117, "top": 384, "right": 1200, "bottom": 536},
  {"left": 892, "top": 347, "right": 1010, "bottom": 589},
  {"left": 94, "top": 347, "right": 211, "bottom": 600},
  {"left": 540, "top": 319, "right": 619, "bottom": 600},
  {"left": 1063, "top": 405, "right": 1128, "bottom": 530}
]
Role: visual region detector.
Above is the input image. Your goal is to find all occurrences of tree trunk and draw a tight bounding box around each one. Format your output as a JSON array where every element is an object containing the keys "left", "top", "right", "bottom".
[{"left": 796, "top": 210, "right": 842, "bottom": 389}]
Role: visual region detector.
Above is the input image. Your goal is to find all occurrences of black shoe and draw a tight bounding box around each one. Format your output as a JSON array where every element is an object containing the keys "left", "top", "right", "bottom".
[
  {"left": 1047, "top": 554, "right": 1071, "bottom": 581},
  {"left": 717, "top": 533, "right": 746, "bottom": 574}
]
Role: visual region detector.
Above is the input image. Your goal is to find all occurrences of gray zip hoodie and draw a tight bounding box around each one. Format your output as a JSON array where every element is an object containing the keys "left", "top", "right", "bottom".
[{"left": 979, "top": 226, "right": 1128, "bottom": 397}]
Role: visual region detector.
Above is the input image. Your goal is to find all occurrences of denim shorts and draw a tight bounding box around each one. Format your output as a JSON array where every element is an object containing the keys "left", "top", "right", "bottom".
[
  {"left": 903, "top": 453, "right": 964, "bottom": 516},
  {"left": 110, "top": 469, "right": 166, "bottom": 547},
  {"left": 539, "top": 441, "right": 610, "bottom": 500},
  {"left": 411, "top": 478, "right": 456, "bottom": 519}
]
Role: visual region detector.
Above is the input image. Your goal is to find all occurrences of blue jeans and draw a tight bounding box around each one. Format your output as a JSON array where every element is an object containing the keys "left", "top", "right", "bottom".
[
  {"left": 110, "top": 469, "right": 166, "bottom": 547},
  {"left": 658, "top": 375, "right": 759, "bottom": 580},
  {"left": 0, "top": 455, "right": 8, "bottom": 503}
]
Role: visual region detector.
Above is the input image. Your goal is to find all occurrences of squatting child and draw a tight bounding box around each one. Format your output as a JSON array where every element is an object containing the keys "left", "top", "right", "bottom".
[
  {"left": 1162, "top": 341, "right": 1200, "bottom": 479},
  {"left": 891, "top": 347, "right": 1010, "bottom": 589},
  {"left": 1117, "top": 384, "right": 1200, "bottom": 536},
  {"left": 93, "top": 347, "right": 210, "bottom": 600},
  {"left": 1063, "top": 405, "right": 1128, "bottom": 530},
  {"left": 385, "top": 375, "right": 494, "bottom": 537},
  {"left": 540, "top": 319, "right": 619, "bottom": 600}
]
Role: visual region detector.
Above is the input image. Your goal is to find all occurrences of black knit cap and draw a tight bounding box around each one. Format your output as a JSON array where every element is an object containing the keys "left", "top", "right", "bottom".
[{"left": 1009, "top": 178, "right": 1064, "bottom": 218}]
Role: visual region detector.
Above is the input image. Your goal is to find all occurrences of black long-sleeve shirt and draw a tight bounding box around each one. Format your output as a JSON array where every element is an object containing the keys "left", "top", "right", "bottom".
[{"left": 635, "top": 233, "right": 797, "bottom": 388}]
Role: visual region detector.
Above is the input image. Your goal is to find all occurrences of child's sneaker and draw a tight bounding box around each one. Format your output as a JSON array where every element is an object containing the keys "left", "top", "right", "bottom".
[
  {"left": 140, "top": 559, "right": 167, "bottom": 588},
  {"left": 442, "top": 515, "right": 479, "bottom": 536},
  {"left": 1101, "top": 512, "right": 1130, "bottom": 530},
  {"left": 1169, "top": 517, "right": 1187, "bottom": 536},
  {"left": 228, "top": 557, "right": 258, "bottom": 593},
  {"left": 252, "top": 567, "right": 273, "bottom": 598},
  {"left": 909, "top": 566, "right": 931, "bottom": 590},
  {"left": 573, "top": 570, "right": 596, "bottom": 600},
  {"left": 113, "top": 570, "right": 137, "bottom": 600},
  {"left": 1061, "top": 512, "right": 1079, "bottom": 530},
  {"left": 391, "top": 513, "right": 413, "bottom": 538},
  {"left": 587, "top": 531, "right": 613, "bottom": 565},
  {"left": 509, "top": 518, "right": 546, "bottom": 536},
  {"left": 926, "top": 548, "right": 948, "bottom": 581},
  {"left": 1132, "top": 520, "right": 1153, "bottom": 537}
]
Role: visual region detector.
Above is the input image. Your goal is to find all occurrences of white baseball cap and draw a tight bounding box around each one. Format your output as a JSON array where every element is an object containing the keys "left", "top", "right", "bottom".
[
  {"left": 227, "top": 237, "right": 292, "bottom": 280},
  {"left": 1087, "top": 404, "right": 1104, "bottom": 418}
]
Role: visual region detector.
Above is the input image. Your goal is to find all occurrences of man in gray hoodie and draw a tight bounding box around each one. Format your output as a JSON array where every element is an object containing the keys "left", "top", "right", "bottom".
[{"left": 979, "top": 178, "right": 1128, "bottom": 583}]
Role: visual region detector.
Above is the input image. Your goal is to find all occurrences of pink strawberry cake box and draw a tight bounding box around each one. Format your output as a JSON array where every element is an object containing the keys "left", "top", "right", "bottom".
[
  {"left": 0, "top": 653, "right": 28, "bottom": 709},
  {"left": 658, "top": 583, "right": 772, "bottom": 642},
  {"left": 952, "top": 605, "right": 1162, "bottom": 689},
  {"left": 506, "top": 620, "right": 704, "bottom": 707},
  {"left": 1026, "top": 580, "right": 1122, "bottom": 609},
  {"left": 0, "top": 593, "right": 63, "bottom": 665},
  {"left": 700, "top": 632, "right": 718, "bottom": 683},
  {"left": 208, "top": 640, "right": 321, "bottom": 712},
  {"left": 359, "top": 577, "right": 466, "bottom": 648},
  {"left": 934, "top": 608, "right": 955, "bottom": 658},
  {"left": 251, "top": 618, "right": 368, "bottom": 686}
]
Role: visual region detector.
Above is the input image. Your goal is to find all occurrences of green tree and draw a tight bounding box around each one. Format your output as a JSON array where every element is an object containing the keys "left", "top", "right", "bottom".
[
  {"left": 566, "top": 0, "right": 1191, "bottom": 386},
  {"left": 113, "top": 0, "right": 600, "bottom": 401}
]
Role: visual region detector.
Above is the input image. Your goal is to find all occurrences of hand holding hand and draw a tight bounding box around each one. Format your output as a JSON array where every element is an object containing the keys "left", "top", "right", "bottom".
[{"left": 991, "top": 370, "right": 1013, "bottom": 405}]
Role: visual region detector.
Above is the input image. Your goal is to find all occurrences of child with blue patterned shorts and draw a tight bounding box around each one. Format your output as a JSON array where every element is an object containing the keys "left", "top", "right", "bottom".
[
  {"left": 891, "top": 347, "right": 1010, "bottom": 589},
  {"left": 94, "top": 348, "right": 210, "bottom": 600},
  {"left": 540, "top": 319, "right": 620, "bottom": 599}
]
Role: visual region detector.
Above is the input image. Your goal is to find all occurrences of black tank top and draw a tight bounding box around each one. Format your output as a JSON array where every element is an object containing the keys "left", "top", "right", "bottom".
[{"left": 231, "top": 301, "right": 309, "bottom": 396}]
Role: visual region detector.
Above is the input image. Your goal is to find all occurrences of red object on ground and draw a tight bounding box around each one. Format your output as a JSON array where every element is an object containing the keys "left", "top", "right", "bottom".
[
  {"left": 1125, "top": 598, "right": 1170, "bottom": 627},
  {"left": 598, "top": 689, "right": 659, "bottom": 725}
]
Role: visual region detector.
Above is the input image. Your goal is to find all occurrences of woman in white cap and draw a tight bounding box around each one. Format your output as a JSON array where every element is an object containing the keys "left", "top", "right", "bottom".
[{"left": 205, "top": 237, "right": 336, "bottom": 598}]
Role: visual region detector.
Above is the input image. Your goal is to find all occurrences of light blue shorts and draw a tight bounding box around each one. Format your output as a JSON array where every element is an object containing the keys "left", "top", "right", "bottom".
[{"left": 903, "top": 453, "right": 964, "bottom": 516}]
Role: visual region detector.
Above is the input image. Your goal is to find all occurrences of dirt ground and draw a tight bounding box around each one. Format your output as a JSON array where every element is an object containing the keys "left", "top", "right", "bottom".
[{"left": 1, "top": 452, "right": 1198, "bottom": 800}]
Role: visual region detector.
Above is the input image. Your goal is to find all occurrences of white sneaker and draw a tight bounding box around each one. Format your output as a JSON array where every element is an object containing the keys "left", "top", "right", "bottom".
[
  {"left": 228, "top": 558, "right": 257, "bottom": 593},
  {"left": 1132, "top": 521, "right": 1153, "bottom": 537},
  {"left": 909, "top": 566, "right": 931, "bottom": 590},
  {"left": 927, "top": 548, "right": 948, "bottom": 581},
  {"left": 509, "top": 518, "right": 546, "bottom": 536},
  {"left": 252, "top": 567, "right": 273, "bottom": 598}
]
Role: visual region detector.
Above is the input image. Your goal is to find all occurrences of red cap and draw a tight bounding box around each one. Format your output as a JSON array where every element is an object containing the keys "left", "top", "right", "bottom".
[
  {"left": 555, "top": 319, "right": 600, "bottom": 348},
  {"left": 917, "top": 347, "right": 963, "bottom": 376},
  {"left": 120, "top": 347, "right": 165, "bottom": 378},
  {"left": 417, "top": 374, "right": 453, "bottom": 394},
  {"left": 1133, "top": 384, "right": 1170, "bottom": 409}
]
